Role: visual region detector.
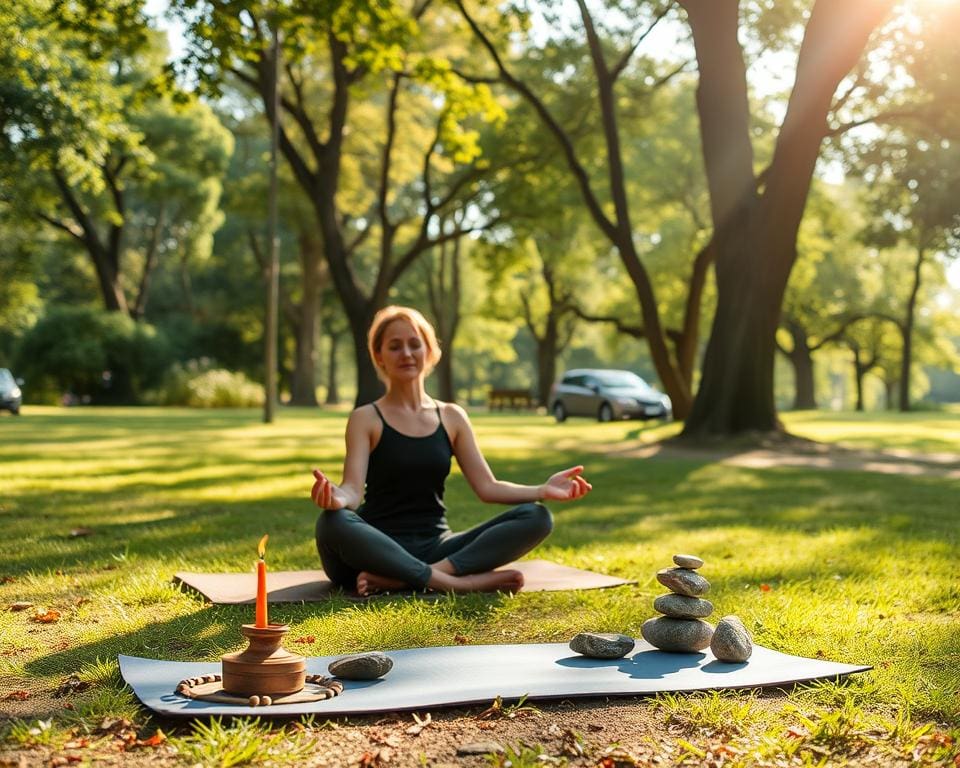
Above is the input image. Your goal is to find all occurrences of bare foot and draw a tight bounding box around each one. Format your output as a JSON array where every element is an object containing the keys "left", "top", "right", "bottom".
[
  {"left": 356, "top": 571, "right": 407, "bottom": 596},
  {"left": 429, "top": 568, "right": 524, "bottom": 594}
]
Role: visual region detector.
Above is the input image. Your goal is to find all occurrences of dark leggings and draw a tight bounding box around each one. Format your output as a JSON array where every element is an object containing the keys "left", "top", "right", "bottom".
[{"left": 315, "top": 503, "right": 553, "bottom": 590}]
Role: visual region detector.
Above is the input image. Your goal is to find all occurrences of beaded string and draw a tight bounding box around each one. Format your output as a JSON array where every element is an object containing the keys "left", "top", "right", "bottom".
[{"left": 175, "top": 673, "right": 343, "bottom": 707}]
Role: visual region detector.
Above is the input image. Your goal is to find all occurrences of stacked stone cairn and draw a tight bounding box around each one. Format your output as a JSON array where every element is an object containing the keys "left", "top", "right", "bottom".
[
  {"left": 642, "top": 554, "right": 715, "bottom": 653},
  {"left": 641, "top": 554, "right": 752, "bottom": 662}
]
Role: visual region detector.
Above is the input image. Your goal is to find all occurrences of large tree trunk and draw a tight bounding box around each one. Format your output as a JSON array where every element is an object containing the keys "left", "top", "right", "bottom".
[
  {"left": 785, "top": 320, "right": 817, "bottom": 410},
  {"left": 289, "top": 234, "right": 322, "bottom": 406},
  {"left": 344, "top": 306, "right": 385, "bottom": 406},
  {"left": 428, "top": 231, "right": 462, "bottom": 403},
  {"left": 899, "top": 246, "right": 925, "bottom": 412},
  {"left": 852, "top": 346, "right": 866, "bottom": 412},
  {"left": 680, "top": 0, "right": 892, "bottom": 437},
  {"left": 535, "top": 314, "right": 559, "bottom": 408},
  {"left": 884, "top": 378, "right": 897, "bottom": 410},
  {"left": 49, "top": 168, "right": 132, "bottom": 316},
  {"left": 325, "top": 329, "right": 341, "bottom": 405}
]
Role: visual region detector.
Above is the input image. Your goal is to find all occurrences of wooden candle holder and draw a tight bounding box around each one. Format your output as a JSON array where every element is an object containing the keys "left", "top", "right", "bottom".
[{"left": 221, "top": 624, "right": 306, "bottom": 697}]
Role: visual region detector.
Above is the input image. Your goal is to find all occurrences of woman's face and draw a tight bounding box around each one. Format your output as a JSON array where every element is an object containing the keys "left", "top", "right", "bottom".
[{"left": 377, "top": 319, "right": 427, "bottom": 382}]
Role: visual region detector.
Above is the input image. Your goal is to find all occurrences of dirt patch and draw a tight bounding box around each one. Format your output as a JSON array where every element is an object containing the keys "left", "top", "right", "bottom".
[{"left": 608, "top": 439, "right": 960, "bottom": 479}]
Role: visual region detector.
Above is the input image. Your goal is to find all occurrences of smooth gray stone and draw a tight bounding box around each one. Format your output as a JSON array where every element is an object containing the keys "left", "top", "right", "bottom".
[
  {"left": 654, "top": 593, "right": 714, "bottom": 619},
  {"left": 641, "top": 617, "right": 714, "bottom": 653},
  {"left": 457, "top": 741, "right": 505, "bottom": 756},
  {"left": 672, "top": 554, "right": 704, "bottom": 569},
  {"left": 656, "top": 567, "right": 710, "bottom": 597},
  {"left": 711, "top": 615, "right": 753, "bottom": 663},
  {"left": 328, "top": 651, "right": 393, "bottom": 680},
  {"left": 569, "top": 632, "right": 635, "bottom": 659}
]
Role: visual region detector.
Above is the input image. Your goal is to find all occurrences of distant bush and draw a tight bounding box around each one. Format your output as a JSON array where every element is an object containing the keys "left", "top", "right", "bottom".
[
  {"left": 153, "top": 359, "right": 263, "bottom": 408},
  {"left": 16, "top": 306, "right": 171, "bottom": 404}
]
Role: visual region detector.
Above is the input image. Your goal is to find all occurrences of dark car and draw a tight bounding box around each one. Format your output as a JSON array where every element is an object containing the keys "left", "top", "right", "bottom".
[
  {"left": 549, "top": 368, "right": 671, "bottom": 423},
  {"left": 0, "top": 368, "right": 22, "bottom": 415}
]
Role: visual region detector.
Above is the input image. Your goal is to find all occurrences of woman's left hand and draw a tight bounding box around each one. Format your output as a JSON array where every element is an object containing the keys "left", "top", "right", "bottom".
[{"left": 540, "top": 465, "right": 592, "bottom": 502}]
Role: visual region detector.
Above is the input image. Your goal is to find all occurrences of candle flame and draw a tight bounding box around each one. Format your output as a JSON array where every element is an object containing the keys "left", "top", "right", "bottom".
[{"left": 258, "top": 534, "right": 268, "bottom": 559}]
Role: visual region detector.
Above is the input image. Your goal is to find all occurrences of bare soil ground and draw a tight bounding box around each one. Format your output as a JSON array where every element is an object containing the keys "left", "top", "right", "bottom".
[
  {"left": 627, "top": 439, "right": 960, "bottom": 479},
  {"left": 3, "top": 691, "right": 951, "bottom": 767}
]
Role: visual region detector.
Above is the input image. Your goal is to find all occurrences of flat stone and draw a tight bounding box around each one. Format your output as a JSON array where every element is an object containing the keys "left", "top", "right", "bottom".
[
  {"left": 569, "top": 632, "right": 635, "bottom": 659},
  {"left": 656, "top": 567, "right": 710, "bottom": 597},
  {"left": 641, "top": 617, "right": 714, "bottom": 652},
  {"left": 327, "top": 651, "right": 393, "bottom": 680},
  {"left": 653, "top": 593, "right": 714, "bottom": 619},
  {"left": 672, "top": 554, "right": 704, "bottom": 569},
  {"left": 457, "top": 741, "right": 505, "bottom": 756},
  {"left": 710, "top": 615, "right": 753, "bottom": 663}
]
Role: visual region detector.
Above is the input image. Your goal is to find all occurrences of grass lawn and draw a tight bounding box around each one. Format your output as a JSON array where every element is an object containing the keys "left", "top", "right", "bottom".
[{"left": 0, "top": 406, "right": 958, "bottom": 767}]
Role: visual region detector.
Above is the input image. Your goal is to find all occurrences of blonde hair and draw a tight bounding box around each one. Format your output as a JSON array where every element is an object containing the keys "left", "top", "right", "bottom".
[{"left": 367, "top": 306, "right": 442, "bottom": 383}]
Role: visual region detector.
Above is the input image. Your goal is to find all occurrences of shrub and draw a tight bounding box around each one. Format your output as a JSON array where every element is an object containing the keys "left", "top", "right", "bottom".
[
  {"left": 153, "top": 360, "right": 263, "bottom": 408},
  {"left": 15, "top": 306, "right": 171, "bottom": 404}
]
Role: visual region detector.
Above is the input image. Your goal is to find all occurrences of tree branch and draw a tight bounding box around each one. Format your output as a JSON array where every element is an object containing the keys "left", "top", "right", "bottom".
[
  {"left": 570, "top": 305, "right": 645, "bottom": 339},
  {"left": 453, "top": 0, "right": 617, "bottom": 242},
  {"left": 610, "top": 2, "right": 675, "bottom": 81}
]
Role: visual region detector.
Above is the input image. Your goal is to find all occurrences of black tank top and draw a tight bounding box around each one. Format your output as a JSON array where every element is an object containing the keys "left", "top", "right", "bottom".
[{"left": 356, "top": 402, "right": 453, "bottom": 537}]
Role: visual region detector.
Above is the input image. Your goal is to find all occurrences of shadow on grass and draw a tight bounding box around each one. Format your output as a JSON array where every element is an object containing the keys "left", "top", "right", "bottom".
[{"left": 3, "top": 446, "right": 956, "bottom": 577}]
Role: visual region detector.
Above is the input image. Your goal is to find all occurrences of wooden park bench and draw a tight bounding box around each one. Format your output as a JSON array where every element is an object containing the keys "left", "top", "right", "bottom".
[{"left": 488, "top": 388, "right": 535, "bottom": 411}]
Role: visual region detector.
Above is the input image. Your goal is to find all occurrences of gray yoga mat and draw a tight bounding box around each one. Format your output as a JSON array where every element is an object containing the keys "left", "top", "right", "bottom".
[{"left": 119, "top": 641, "right": 870, "bottom": 718}]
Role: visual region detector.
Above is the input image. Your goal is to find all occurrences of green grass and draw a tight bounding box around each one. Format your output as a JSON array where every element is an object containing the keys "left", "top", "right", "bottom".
[{"left": 0, "top": 406, "right": 958, "bottom": 765}]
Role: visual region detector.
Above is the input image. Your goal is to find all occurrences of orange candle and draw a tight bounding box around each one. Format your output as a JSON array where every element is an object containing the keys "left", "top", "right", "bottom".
[{"left": 255, "top": 534, "right": 269, "bottom": 628}]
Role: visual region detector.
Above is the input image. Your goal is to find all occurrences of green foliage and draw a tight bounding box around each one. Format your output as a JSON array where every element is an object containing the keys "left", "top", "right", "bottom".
[
  {"left": 153, "top": 359, "right": 264, "bottom": 407},
  {"left": 170, "top": 717, "right": 319, "bottom": 767},
  {"left": 487, "top": 741, "right": 564, "bottom": 768},
  {"left": 15, "top": 305, "right": 170, "bottom": 403}
]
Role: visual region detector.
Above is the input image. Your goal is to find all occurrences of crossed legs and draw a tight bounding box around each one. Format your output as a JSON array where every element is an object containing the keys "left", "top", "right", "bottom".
[{"left": 315, "top": 504, "right": 553, "bottom": 595}]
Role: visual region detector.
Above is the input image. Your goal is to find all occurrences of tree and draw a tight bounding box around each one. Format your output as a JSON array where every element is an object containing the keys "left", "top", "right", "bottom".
[
  {"left": 173, "top": 0, "right": 505, "bottom": 404},
  {"left": 676, "top": 0, "right": 899, "bottom": 436},
  {"left": 857, "top": 137, "right": 960, "bottom": 410},
  {"left": 0, "top": 213, "right": 44, "bottom": 362},
  {"left": 0, "top": 2, "right": 231, "bottom": 317},
  {"left": 455, "top": 0, "right": 710, "bottom": 418},
  {"left": 777, "top": 184, "right": 868, "bottom": 410}
]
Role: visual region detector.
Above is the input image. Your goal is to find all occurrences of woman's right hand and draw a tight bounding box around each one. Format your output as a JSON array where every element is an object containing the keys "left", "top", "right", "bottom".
[{"left": 310, "top": 469, "right": 349, "bottom": 510}]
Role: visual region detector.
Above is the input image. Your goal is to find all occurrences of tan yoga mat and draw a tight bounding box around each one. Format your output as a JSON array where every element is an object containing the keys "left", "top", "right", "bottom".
[{"left": 174, "top": 559, "right": 634, "bottom": 604}]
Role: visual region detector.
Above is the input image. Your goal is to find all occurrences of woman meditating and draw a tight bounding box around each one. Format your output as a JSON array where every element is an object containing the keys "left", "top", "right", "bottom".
[{"left": 311, "top": 305, "right": 592, "bottom": 596}]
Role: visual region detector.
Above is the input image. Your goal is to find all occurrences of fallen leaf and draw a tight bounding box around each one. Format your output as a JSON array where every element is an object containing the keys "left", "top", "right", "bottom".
[
  {"left": 355, "top": 748, "right": 391, "bottom": 767},
  {"left": 454, "top": 634, "right": 470, "bottom": 644},
  {"left": 0, "top": 576, "right": 14, "bottom": 584},
  {"left": 759, "top": 584, "right": 772, "bottom": 592},
  {"left": 132, "top": 730, "right": 166, "bottom": 748},
  {"left": 55, "top": 676, "right": 91, "bottom": 697},
  {"left": 62, "top": 738, "right": 90, "bottom": 749},
  {"left": 293, "top": 635, "right": 316, "bottom": 644},
  {"left": 31, "top": 608, "right": 61, "bottom": 623},
  {"left": 9, "top": 602, "right": 33, "bottom": 612},
  {"left": 405, "top": 712, "right": 431, "bottom": 735},
  {"left": 97, "top": 717, "right": 134, "bottom": 734},
  {"left": 2, "top": 690, "right": 31, "bottom": 701},
  {"left": 69, "top": 528, "right": 94, "bottom": 538},
  {"left": 786, "top": 726, "right": 809, "bottom": 739}
]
